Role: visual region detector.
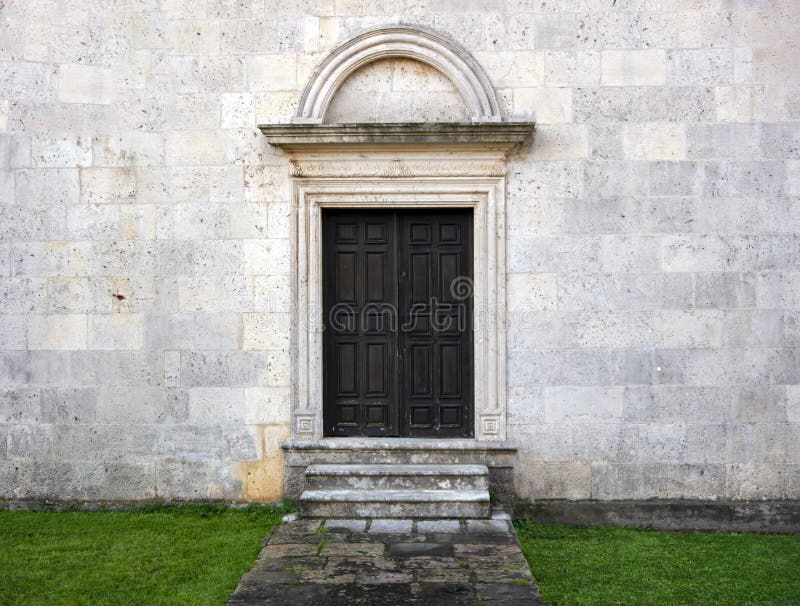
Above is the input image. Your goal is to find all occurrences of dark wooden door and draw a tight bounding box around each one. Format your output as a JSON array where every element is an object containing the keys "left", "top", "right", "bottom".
[{"left": 323, "top": 209, "right": 472, "bottom": 438}]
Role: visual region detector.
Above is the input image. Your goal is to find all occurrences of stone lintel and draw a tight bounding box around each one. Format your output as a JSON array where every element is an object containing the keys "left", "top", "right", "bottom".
[{"left": 259, "top": 122, "right": 535, "bottom": 151}]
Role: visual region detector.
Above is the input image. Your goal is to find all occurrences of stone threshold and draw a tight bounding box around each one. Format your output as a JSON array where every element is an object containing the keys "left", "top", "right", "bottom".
[{"left": 283, "top": 437, "right": 516, "bottom": 453}]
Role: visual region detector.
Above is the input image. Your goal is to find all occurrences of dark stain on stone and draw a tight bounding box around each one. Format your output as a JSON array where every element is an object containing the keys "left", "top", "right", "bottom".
[{"left": 112, "top": 293, "right": 125, "bottom": 300}]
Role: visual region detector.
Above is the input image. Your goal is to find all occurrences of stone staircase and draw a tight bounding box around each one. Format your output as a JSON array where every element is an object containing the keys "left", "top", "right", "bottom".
[{"left": 300, "top": 463, "right": 491, "bottom": 518}]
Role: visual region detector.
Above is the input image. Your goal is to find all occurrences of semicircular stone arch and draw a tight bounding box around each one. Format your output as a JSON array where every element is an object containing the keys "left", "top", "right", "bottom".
[{"left": 294, "top": 26, "right": 502, "bottom": 124}]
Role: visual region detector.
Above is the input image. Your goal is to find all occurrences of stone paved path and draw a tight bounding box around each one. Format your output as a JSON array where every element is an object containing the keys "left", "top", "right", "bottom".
[{"left": 228, "top": 518, "right": 543, "bottom": 605}]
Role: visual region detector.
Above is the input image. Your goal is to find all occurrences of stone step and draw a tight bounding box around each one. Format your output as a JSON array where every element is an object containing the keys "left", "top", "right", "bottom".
[
  {"left": 303, "top": 464, "right": 489, "bottom": 491},
  {"left": 300, "top": 489, "right": 491, "bottom": 519}
]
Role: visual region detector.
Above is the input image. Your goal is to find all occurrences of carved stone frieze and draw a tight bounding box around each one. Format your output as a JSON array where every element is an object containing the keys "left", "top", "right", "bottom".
[{"left": 286, "top": 158, "right": 506, "bottom": 178}]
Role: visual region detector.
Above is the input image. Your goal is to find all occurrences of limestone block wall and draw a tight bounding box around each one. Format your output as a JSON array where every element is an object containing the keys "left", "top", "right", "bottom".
[{"left": 1, "top": 0, "right": 799, "bottom": 503}]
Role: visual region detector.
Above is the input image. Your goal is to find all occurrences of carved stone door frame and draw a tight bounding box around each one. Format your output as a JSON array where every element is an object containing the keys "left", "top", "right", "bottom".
[
  {"left": 257, "top": 137, "right": 530, "bottom": 443},
  {"left": 259, "top": 25, "right": 533, "bottom": 445}
]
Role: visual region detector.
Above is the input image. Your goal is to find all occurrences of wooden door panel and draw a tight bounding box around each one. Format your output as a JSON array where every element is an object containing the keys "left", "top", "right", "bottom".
[
  {"left": 323, "top": 208, "right": 472, "bottom": 437},
  {"left": 323, "top": 210, "right": 399, "bottom": 436},
  {"left": 400, "top": 210, "right": 473, "bottom": 438}
]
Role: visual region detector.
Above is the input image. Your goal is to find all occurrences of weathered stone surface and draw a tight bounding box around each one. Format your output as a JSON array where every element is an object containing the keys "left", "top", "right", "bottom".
[
  {"left": 0, "top": 0, "right": 797, "bottom": 510},
  {"left": 229, "top": 517, "right": 541, "bottom": 605}
]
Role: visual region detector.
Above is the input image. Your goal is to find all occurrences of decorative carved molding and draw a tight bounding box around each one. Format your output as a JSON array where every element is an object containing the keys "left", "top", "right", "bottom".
[
  {"left": 290, "top": 174, "right": 508, "bottom": 442},
  {"left": 261, "top": 122, "right": 534, "bottom": 150},
  {"left": 380, "top": 158, "right": 412, "bottom": 177},
  {"left": 284, "top": 157, "right": 507, "bottom": 178},
  {"left": 294, "top": 25, "right": 503, "bottom": 124}
]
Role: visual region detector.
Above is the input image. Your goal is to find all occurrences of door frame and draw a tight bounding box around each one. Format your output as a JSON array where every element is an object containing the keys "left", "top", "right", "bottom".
[{"left": 283, "top": 146, "right": 509, "bottom": 443}]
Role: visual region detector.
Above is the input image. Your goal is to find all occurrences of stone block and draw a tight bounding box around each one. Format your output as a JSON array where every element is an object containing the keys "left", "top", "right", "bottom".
[
  {"left": 242, "top": 312, "right": 291, "bottom": 350},
  {"left": 242, "top": 239, "right": 291, "bottom": 276},
  {"left": 145, "top": 313, "right": 241, "bottom": 350},
  {"left": 573, "top": 424, "right": 637, "bottom": 464},
  {"left": 157, "top": 459, "right": 207, "bottom": 500},
  {"left": 686, "top": 123, "right": 761, "bottom": 159},
  {"left": 727, "top": 423, "right": 787, "bottom": 464},
  {"left": 714, "top": 86, "right": 755, "bottom": 123},
  {"left": 702, "top": 160, "right": 786, "bottom": 197},
  {"left": 506, "top": 273, "right": 557, "bottom": 312},
  {"left": 573, "top": 87, "right": 715, "bottom": 123},
  {"left": 27, "top": 314, "right": 87, "bottom": 350},
  {"left": 638, "top": 463, "right": 726, "bottom": 500},
  {"left": 544, "top": 386, "right": 624, "bottom": 424},
  {"left": 667, "top": 49, "right": 733, "bottom": 86},
  {"left": 169, "top": 19, "right": 220, "bottom": 54},
  {"left": 230, "top": 203, "right": 269, "bottom": 239},
  {"left": 507, "top": 235, "right": 601, "bottom": 274},
  {"left": 0, "top": 315, "right": 26, "bottom": 350},
  {"left": 192, "top": 240, "right": 243, "bottom": 275},
  {"left": 59, "top": 64, "right": 114, "bottom": 104},
  {"left": 760, "top": 122, "right": 800, "bottom": 159},
  {"left": 40, "top": 387, "right": 97, "bottom": 424},
  {"left": 220, "top": 93, "right": 255, "bottom": 128},
  {"left": 726, "top": 463, "right": 786, "bottom": 500},
  {"left": 254, "top": 91, "right": 299, "bottom": 124},
  {"left": 15, "top": 169, "right": 79, "bottom": 206},
  {"left": 733, "top": 385, "right": 787, "bottom": 423},
  {"left": 165, "top": 130, "right": 226, "bottom": 165},
  {"left": 722, "top": 310, "right": 784, "bottom": 348},
  {"left": 189, "top": 387, "right": 246, "bottom": 425},
  {"left": 654, "top": 310, "right": 723, "bottom": 348},
  {"left": 514, "top": 458, "right": 591, "bottom": 500},
  {"left": 590, "top": 463, "right": 640, "bottom": 500},
  {"left": 601, "top": 50, "right": 666, "bottom": 86},
  {"left": 0, "top": 388, "right": 40, "bottom": 423},
  {"left": 660, "top": 235, "right": 731, "bottom": 272},
  {"left": 164, "top": 350, "right": 181, "bottom": 388},
  {"left": 788, "top": 386, "right": 800, "bottom": 423},
  {"left": 695, "top": 272, "right": 755, "bottom": 309},
  {"left": 247, "top": 54, "right": 299, "bottom": 91},
  {"left": 507, "top": 386, "right": 544, "bottom": 432},
  {"left": 85, "top": 461, "right": 156, "bottom": 500},
  {"left": 244, "top": 386, "right": 291, "bottom": 424},
  {"left": 88, "top": 314, "right": 144, "bottom": 350},
  {"left": 543, "top": 51, "right": 600, "bottom": 87},
  {"left": 80, "top": 168, "right": 136, "bottom": 204},
  {"left": 512, "top": 88, "right": 571, "bottom": 124},
  {"left": 30, "top": 136, "right": 92, "bottom": 168},
  {"left": 637, "top": 424, "right": 686, "bottom": 463},
  {"left": 601, "top": 235, "right": 659, "bottom": 273},
  {"left": 623, "top": 124, "right": 686, "bottom": 160},
  {"left": 508, "top": 423, "right": 572, "bottom": 459},
  {"left": 534, "top": 13, "right": 576, "bottom": 49},
  {"left": 563, "top": 311, "right": 654, "bottom": 348},
  {"left": 474, "top": 51, "right": 542, "bottom": 88},
  {"left": 91, "top": 133, "right": 164, "bottom": 167},
  {"left": 532, "top": 124, "right": 588, "bottom": 160}
]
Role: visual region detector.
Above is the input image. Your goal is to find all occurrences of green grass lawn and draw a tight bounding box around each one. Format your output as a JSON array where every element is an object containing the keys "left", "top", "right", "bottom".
[
  {"left": 515, "top": 520, "right": 800, "bottom": 606},
  {"left": 0, "top": 503, "right": 291, "bottom": 606}
]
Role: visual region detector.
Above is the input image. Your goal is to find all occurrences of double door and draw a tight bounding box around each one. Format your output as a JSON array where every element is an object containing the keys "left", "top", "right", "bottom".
[{"left": 322, "top": 208, "right": 473, "bottom": 437}]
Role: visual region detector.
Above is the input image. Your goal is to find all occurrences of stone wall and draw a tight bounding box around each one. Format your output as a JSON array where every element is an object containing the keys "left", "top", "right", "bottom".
[{"left": 1, "top": 0, "right": 799, "bottom": 503}]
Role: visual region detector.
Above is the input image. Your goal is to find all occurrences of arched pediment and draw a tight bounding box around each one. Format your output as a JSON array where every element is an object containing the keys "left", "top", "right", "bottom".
[{"left": 295, "top": 25, "right": 502, "bottom": 124}]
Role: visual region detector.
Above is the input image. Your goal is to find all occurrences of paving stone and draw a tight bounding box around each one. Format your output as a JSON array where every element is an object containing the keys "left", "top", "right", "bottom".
[
  {"left": 369, "top": 519, "right": 413, "bottom": 533},
  {"left": 417, "top": 519, "right": 462, "bottom": 533},
  {"left": 325, "top": 519, "right": 367, "bottom": 532},
  {"left": 387, "top": 542, "right": 454, "bottom": 557},
  {"left": 321, "top": 542, "right": 386, "bottom": 557},
  {"left": 466, "top": 519, "right": 512, "bottom": 533},
  {"left": 227, "top": 519, "right": 543, "bottom": 605}
]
